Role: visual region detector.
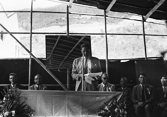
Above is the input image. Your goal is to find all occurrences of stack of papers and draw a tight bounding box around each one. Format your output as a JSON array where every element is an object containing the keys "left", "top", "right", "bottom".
[{"left": 84, "top": 72, "right": 102, "bottom": 84}]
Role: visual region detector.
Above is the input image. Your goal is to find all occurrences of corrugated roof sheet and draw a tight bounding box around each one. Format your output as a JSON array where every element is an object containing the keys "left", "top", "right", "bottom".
[
  {"left": 46, "top": 35, "right": 91, "bottom": 70},
  {"left": 61, "top": 0, "right": 167, "bottom": 20}
]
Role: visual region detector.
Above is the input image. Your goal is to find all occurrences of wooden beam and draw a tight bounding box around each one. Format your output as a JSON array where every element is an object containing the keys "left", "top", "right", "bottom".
[
  {"left": 142, "top": 16, "right": 148, "bottom": 60},
  {"left": 58, "top": 36, "right": 86, "bottom": 69},
  {"left": 0, "top": 23, "right": 67, "bottom": 91},
  {"left": 144, "top": 0, "right": 166, "bottom": 20},
  {"left": 104, "top": 10, "right": 109, "bottom": 75},
  {"left": 106, "top": 0, "right": 117, "bottom": 13},
  {"left": 67, "top": 69, "right": 70, "bottom": 89},
  {"left": 28, "top": 0, "right": 33, "bottom": 87},
  {"left": 47, "top": 36, "right": 61, "bottom": 60},
  {"left": 68, "top": 0, "right": 75, "bottom": 8},
  {"left": 67, "top": 6, "right": 69, "bottom": 37}
]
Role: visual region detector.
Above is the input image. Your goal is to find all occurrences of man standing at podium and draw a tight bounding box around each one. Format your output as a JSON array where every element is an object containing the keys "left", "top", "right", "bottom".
[{"left": 72, "top": 43, "right": 102, "bottom": 91}]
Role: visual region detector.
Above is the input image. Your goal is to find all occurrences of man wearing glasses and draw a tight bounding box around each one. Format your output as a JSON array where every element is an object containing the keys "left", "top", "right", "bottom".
[{"left": 97, "top": 73, "right": 115, "bottom": 91}]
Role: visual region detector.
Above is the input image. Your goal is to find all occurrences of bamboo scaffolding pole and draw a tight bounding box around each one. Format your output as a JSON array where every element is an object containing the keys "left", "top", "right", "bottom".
[{"left": 0, "top": 23, "right": 67, "bottom": 91}]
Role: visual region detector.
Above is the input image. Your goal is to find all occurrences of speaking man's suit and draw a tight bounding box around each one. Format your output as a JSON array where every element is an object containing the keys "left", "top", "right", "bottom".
[{"left": 72, "top": 56, "right": 101, "bottom": 91}]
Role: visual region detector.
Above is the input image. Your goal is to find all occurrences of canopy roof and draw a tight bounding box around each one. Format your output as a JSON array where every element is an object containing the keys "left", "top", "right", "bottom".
[
  {"left": 46, "top": 35, "right": 91, "bottom": 69},
  {"left": 45, "top": 0, "right": 167, "bottom": 70},
  {"left": 62, "top": 0, "right": 167, "bottom": 20}
]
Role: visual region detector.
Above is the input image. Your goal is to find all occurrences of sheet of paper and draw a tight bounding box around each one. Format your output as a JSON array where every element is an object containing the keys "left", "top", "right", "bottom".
[
  {"left": 85, "top": 72, "right": 102, "bottom": 77},
  {"left": 85, "top": 76, "right": 95, "bottom": 84},
  {"left": 84, "top": 72, "right": 102, "bottom": 84}
]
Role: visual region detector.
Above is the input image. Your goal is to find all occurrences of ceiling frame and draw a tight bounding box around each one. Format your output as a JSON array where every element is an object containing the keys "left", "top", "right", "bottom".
[
  {"left": 106, "top": 0, "right": 117, "bottom": 13},
  {"left": 47, "top": 36, "right": 61, "bottom": 60},
  {"left": 69, "top": 0, "right": 75, "bottom": 8},
  {"left": 144, "top": 0, "right": 166, "bottom": 21},
  {"left": 58, "top": 36, "right": 86, "bottom": 69}
]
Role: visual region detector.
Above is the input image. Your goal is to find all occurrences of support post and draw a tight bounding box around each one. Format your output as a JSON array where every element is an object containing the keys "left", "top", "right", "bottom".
[
  {"left": 67, "top": 5, "right": 69, "bottom": 37},
  {"left": 104, "top": 10, "right": 109, "bottom": 74},
  {"left": 106, "top": 0, "right": 117, "bottom": 13},
  {"left": 82, "top": 57, "right": 84, "bottom": 91},
  {"left": 144, "top": 0, "right": 166, "bottom": 20},
  {"left": 29, "top": 0, "right": 33, "bottom": 87},
  {"left": 142, "top": 16, "right": 148, "bottom": 60},
  {"left": 67, "top": 69, "right": 70, "bottom": 89},
  {"left": 0, "top": 24, "right": 67, "bottom": 91}
]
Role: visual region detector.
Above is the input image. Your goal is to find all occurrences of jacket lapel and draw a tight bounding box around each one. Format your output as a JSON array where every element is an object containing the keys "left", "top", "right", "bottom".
[{"left": 34, "top": 85, "right": 37, "bottom": 90}]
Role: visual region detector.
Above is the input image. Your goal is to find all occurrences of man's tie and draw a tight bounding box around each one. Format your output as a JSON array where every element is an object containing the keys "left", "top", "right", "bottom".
[
  {"left": 37, "top": 85, "right": 40, "bottom": 90},
  {"left": 163, "top": 87, "right": 167, "bottom": 97},
  {"left": 142, "top": 85, "right": 146, "bottom": 101},
  {"left": 83, "top": 57, "right": 87, "bottom": 74},
  {"left": 103, "top": 85, "right": 107, "bottom": 91}
]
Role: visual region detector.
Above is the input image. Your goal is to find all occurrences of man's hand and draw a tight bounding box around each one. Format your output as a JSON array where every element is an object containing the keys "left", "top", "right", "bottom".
[
  {"left": 84, "top": 72, "right": 102, "bottom": 80},
  {"left": 76, "top": 74, "right": 85, "bottom": 81},
  {"left": 158, "top": 102, "right": 167, "bottom": 108},
  {"left": 76, "top": 74, "right": 81, "bottom": 81},
  {"left": 138, "top": 102, "right": 145, "bottom": 106},
  {"left": 95, "top": 76, "right": 101, "bottom": 80}
]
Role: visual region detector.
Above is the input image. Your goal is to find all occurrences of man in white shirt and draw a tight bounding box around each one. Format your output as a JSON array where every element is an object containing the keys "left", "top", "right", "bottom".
[{"left": 97, "top": 73, "right": 115, "bottom": 91}]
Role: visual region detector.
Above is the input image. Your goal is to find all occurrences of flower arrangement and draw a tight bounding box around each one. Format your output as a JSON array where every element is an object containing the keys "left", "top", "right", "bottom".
[
  {"left": 146, "top": 88, "right": 150, "bottom": 95},
  {"left": 98, "top": 97, "right": 127, "bottom": 117},
  {"left": 0, "top": 88, "right": 34, "bottom": 117}
]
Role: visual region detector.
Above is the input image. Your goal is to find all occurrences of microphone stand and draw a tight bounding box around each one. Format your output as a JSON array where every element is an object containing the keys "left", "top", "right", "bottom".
[{"left": 82, "top": 56, "right": 84, "bottom": 91}]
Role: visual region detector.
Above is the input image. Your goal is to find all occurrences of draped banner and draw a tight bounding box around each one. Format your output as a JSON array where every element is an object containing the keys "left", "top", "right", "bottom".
[{"left": 21, "top": 90, "right": 122, "bottom": 117}]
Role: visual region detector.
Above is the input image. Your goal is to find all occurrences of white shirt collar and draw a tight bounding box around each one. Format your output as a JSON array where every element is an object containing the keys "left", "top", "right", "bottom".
[
  {"left": 11, "top": 84, "right": 16, "bottom": 87},
  {"left": 102, "top": 82, "right": 108, "bottom": 87},
  {"left": 162, "top": 86, "right": 167, "bottom": 89},
  {"left": 35, "top": 84, "right": 40, "bottom": 87}
]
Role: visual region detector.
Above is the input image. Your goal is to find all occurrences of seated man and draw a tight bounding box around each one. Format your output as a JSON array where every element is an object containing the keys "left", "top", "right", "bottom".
[
  {"left": 97, "top": 73, "right": 115, "bottom": 91},
  {"left": 153, "top": 75, "right": 167, "bottom": 117},
  {"left": 2, "top": 73, "right": 23, "bottom": 102},
  {"left": 29, "top": 74, "right": 47, "bottom": 90},
  {"left": 132, "top": 72, "right": 154, "bottom": 117},
  {"left": 116, "top": 77, "right": 134, "bottom": 117},
  {"left": 4, "top": 73, "right": 23, "bottom": 92}
]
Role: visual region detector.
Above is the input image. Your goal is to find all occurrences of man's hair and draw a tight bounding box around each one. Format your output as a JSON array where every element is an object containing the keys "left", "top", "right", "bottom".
[
  {"left": 120, "top": 77, "right": 127, "bottom": 83},
  {"left": 101, "top": 72, "right": 109, "bottom": 79},
  {"left": 81, "top": 43, "right": 90, "bottom": 49},
  {"left": 9, "top": 73, "right": 17, "bottom": 77},
  {"left": 161, "top": 75, "right": 167, "bottom": 82},
  {"left": 34, "top": 74, "right": 42, "bottom": 79},
  {"left": 138, "top": 72, "right": 147, "bottom": 77},
  {"left": 160, "top": 50, "right": 167, "bottom": 57}
]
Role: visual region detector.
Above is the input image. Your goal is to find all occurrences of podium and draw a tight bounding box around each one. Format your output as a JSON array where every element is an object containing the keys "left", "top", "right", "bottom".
[{"left": 21, "top": 90, "right": 122, "bottom": 117}]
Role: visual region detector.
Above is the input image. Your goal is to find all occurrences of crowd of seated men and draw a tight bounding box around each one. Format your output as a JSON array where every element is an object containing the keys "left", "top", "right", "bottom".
[
  {"left": 3, "top": 73, "right": 47, "bottom": 92},
  {"left": 98, "top": 72, "right": 167, "bottom": 117},
  {"left": 1, "top": 72, "right": 167, "bottom": 117}
]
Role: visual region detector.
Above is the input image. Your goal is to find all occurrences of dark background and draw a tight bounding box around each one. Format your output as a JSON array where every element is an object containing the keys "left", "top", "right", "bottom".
[{"left": 0, "top": 58, "right": 166, "bottom": 99}]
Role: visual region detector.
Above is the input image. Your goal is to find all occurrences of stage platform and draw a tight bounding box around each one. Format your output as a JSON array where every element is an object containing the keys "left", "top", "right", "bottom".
[{"left": 21, "top": 90, "right": 122, "bottom": 117}]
